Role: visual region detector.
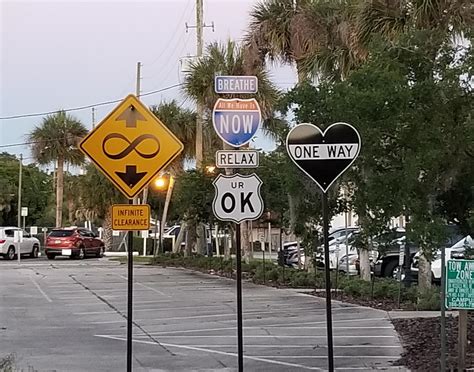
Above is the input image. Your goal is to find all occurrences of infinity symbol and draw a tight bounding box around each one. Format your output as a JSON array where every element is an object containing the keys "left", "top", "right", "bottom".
[{"left": 102, "top": 133, "right": 160, "bottom": 160}]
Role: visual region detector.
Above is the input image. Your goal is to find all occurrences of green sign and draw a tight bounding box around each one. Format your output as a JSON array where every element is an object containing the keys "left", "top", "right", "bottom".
[{"left": 446, "top": 260, "right": 474, "bottom": 309}]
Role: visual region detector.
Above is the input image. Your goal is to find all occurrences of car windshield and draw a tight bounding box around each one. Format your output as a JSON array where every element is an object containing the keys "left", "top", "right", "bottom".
[{"left": 49, "top": 230, "right": 74, "bottom": 237}]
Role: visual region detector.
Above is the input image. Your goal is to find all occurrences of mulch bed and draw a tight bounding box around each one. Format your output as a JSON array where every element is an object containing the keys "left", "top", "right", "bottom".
[
  {"left": 311, "top": 290, "right": 416, "bottom": 311},
  {"left": 392, "top": 314, "right": 474, "bottom": 371}
]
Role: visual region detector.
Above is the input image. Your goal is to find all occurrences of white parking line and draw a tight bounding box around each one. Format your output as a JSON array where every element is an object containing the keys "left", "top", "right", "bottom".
[
  {"left": 95, "top": 335, "right": 324, "bottom": 371},
  {"left": 249, "top": 356, "right": 397, "bottom": 359},
  {"left": 128, "top": 344, "right": 400, "bottom": 349},
  {"left": 155, "top": 335, "right": 392, "bottom": 338},
  {"left": 100, "top": 325, "right": 391, "bottom": 338},
  {"left": 90, "top": 305, "right": 329, "bottom": 324},
  {"left": 30, "top": 277, "right": 52, "bottom": 303},
  {"left": 117, "top": 274, "right": 168, "bottom": 295}
]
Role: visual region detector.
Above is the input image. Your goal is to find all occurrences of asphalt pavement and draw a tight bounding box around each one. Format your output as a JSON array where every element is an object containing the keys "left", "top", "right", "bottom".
[{"left": 0, "top": 256, "right": 407, "bottom": 371}]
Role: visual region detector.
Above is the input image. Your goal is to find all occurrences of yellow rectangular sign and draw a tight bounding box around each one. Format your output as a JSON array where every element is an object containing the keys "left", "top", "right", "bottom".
[{"left": 112, "top": 204, "right": 150, "bottom": 231}]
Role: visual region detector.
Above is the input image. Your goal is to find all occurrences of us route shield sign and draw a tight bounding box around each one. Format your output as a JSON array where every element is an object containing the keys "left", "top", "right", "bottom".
[
  {"left": 212, "top": 173, "right": 264, "bottom": 223},
  {"left": 79, "top": 94, "right": 184, "bottom": 199}
]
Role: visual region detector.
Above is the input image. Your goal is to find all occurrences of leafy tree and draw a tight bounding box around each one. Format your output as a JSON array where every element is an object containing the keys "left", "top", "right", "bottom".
[
  {"left": 172, "top": 170, "right": 215, "bottom": 256},
  {"left": 28, "top": 111, "right": 88, "bottom": 227},
  {"left": 77, "top": 164, "right": 125, "bottom": 250},
  {"left": 0, "top": 152, "right": 53, "bottom": 227},
  {"left": 280, "top": 31, "right": 473, "bottom": 286}
]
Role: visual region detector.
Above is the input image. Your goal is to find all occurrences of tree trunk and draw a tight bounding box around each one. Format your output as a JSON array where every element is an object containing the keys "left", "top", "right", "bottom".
[
  {"left": 67, "top": 197, "right": 74, "bottom": 225},
  {"left": 241, "top": 221, "right": 250, "bottom": 264},
  {"left": 288, "top": 193, "right": 298, "bottom": 241},
  {"left": 196, "top": 223, "right": 207, "bottom": 255},
  {"left": 359, "top": 249, "right": 371, "bottom": 281},
  {"left": 418, "top": 253, "right": 432, "bottom": 290},
  {"left": 173, "top": 220, "right": 186, "bottom": 253},
  {"left": 196, "top": 104, "right": 204, "bottom": 168},
  {"left": 55, "top": 158, "right": 64, "bottom": 227},
  {"left": 160, "top": 175, "right": 175, "bottom": 233},
  {"left": 224, "top": 225, "right": 232, "bottom": 260},
  {"left": 185, "top": 220, "right": 197, "bottom": 257},
  {"left": 103, "top": 209, "right": 113, "bottom": 251}
]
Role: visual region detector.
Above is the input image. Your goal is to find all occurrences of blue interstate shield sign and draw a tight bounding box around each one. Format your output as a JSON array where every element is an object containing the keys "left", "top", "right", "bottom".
[{"left": 212, "top": 98, "right": 262, "bottom": 147}]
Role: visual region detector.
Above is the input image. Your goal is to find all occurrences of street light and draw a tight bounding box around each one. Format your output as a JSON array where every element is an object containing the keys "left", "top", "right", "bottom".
[
  {"left": 151, "top": 175, "right": 169, "bottom": 255},
  {"left": 205, "top": 165, "right": 216, "bottom": 174}
]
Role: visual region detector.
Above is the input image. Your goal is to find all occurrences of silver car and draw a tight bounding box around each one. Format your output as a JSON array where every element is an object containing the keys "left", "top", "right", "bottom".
[{"left": 0, "top": 227, "right": 41, "bottom": 260}]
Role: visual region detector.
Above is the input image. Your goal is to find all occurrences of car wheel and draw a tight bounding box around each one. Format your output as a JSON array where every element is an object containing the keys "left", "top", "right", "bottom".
[
  {"left": 383, "top": 259, "right": 399, "bottom": 278},
  {"left": 46, "top": 254, "right": 55, "bottom": 260},
  {"left": 6, "top": 246, "right": 15, "bottom": 260},
  {"left": 30, "top": 245, "right": 39, "bottom": 258},
  {"left": 78, "top": 247, "right": 85, "bottom": 260},
  {"left": 96, "top": 246, "right": 104, "bottom": 258}
]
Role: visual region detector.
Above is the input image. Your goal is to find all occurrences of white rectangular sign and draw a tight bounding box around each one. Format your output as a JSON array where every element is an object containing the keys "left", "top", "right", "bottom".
[
  {"left": 216, "top": 150, "right": 259, "bottom": 168},
  {"left": 287, "top": 144, "right": 359, "bottom": 160},
  {"left": 215, "top": 76, "right": 258, "bottom": 94}
]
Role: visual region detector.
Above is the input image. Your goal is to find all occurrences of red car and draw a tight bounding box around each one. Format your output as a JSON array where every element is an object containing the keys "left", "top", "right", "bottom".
[{"left": 45, "top": 228, "right": 105, "bottom": 260}]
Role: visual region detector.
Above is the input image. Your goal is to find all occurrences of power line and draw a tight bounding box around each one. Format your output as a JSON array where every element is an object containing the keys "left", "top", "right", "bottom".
[{"left": 0, "top": 83, "right": 183, "bottom": 120}]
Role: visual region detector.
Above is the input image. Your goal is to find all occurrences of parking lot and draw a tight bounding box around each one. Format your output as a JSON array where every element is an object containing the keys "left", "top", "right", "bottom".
[{"left": 0, "top": 257, "right": 406, "bottom": 371}]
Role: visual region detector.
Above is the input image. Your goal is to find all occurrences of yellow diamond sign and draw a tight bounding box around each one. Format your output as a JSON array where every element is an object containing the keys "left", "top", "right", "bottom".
[{"left": 79, "top": 94, "right": 184, "bottom": 199}]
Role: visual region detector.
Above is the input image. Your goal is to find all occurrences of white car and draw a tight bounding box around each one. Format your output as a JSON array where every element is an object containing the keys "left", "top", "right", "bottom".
[
  {"left": 0, "top": 227, "right": 41, "bottom": 260},
  {"left": 338, "top": 254, "right": 359, "bottom": 275},
  {"left": 411, "top": 235, "right": 473, "bottom": 281}
]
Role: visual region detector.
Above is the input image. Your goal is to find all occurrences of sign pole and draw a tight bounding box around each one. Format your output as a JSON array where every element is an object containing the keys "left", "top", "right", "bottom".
[
  {"left": 235, "top": 222, "right": 244, "bottom": 372},
  {"left": 440, "top": 247, "right": 446, "bottom": 372},
  {"left": 127, "top": 199, "right": 133, "bottom": 372},
  {"left": 322, "top": 193, "right": 334, "bottom": 372},
  {"left": 458, "top": 309, "right": 467, "bottom": 371}
]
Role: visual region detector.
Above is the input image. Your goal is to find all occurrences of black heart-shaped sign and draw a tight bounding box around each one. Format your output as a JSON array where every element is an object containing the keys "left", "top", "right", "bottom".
[{"left": 286, "top": 122, "right": 361, "bottom": 193}]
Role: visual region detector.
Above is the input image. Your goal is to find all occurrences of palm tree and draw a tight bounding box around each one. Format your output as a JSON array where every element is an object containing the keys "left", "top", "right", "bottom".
[
  {"left": 246, "top": 0, "right": 367, "bottom": 82},
  {"left": 183, "top": 39, "right": 282, "bottom": 260},
  {"left": 357, "top": 0, "right": 472, "bottom": 46},
  {"left": 150, "top": 101, "right": 197, "bottom": 253},
  {"left": 28, "top": 111, "right": 88, "bottom": 227},
  {"left": 183, "top": 40, "right": 281, "bottom": 137}
]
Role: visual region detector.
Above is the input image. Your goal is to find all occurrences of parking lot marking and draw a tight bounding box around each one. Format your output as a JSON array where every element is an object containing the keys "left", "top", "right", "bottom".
[
  {"left": 247, "top": 356, "right": 398, "bottom": 359},
  {"left": 117, "top": 274, "right": 169, "bottom": 297},
  {"left": 95, "top": 335, "right": 325, "bottom": 370},
  {"left": 131, "top": 325, "right": 393, "bottom": 336},
  {"left": 125, "top": 335, "right": 394, "bottom": 339},
  {"left": 30, "top": 277, "right": 52, "bottom": 303},
  {"left": 90, "top": 305, "right": 331, "bottom": 324}
]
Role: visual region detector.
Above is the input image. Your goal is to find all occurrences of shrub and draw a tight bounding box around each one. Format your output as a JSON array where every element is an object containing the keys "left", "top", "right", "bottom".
[{"left": 417, "top": 287, "right": 441, "bottom": 311}]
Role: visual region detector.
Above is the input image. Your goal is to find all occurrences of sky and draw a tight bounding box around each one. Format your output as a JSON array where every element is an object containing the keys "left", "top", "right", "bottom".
[{"left": 0, "top": 0, "right": 297, "bottom": 163}]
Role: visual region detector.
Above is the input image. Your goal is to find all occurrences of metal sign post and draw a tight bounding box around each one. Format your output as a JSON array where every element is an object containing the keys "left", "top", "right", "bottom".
[
  {"left": 322, "top": 194, "right": 334, "bottom": 370},
  {"left": 79, "top": 94, "right": 184, "bottom": 372},
  {"left": 446, "top": 259, "right": 474, "bottom": 371},
  {"left": 235, "top": 222, "right": 244, "bottom": 372},
  {"left": 440, "top": 247, "right": 446, "bottom": 372},
  {"left": 127, "top": 198, "right": 133, "bottom": 372},
  {"left": 286, "top": 122, "right": 361, "bottom": 372},
  {"left": 213, "top": 75, "right": 261, "bottom": 372}
]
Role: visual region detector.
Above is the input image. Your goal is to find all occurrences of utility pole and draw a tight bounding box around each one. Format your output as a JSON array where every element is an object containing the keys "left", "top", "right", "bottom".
[
  {"left": 136, "top": 62, "right": 141, "bottom": 98},
  {"left": 17, "top": 154, "right": 23, "bottom": 227},
  {"left": 195, "top": 0, "right": 204, "bottom": 169},
  {"left": 185, "top": 0, "right": 214, "bottom": 169},
  {"left": 92, "top": 107, "right": 96, "bottom": 129}
]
